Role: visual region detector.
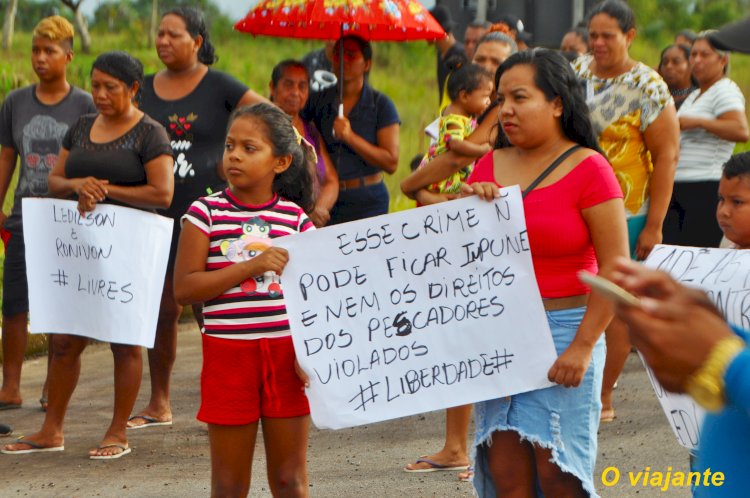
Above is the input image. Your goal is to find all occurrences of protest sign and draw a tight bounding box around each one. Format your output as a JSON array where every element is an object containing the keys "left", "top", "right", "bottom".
[
  {"left": 276, "top": 186, "right": 557, "bottom": 430},
  {"left": 23, "top": 199, "right": 173, "bottom": 348},
  {"left": 642, "top": 245, "right": 750, "bottom": 449}
]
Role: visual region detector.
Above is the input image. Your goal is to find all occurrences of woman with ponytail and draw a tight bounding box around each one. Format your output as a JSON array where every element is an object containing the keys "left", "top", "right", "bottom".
[
  {"left": 131, "top": 6, "right": 267, "bottom": 430},
  {"left": 174, "top": 103, "right": 314, "bottom": 496}
]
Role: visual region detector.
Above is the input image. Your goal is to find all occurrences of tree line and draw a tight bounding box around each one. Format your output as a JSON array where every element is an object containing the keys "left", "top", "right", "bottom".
[{"left": 1, "top": 0, "right": 230, "bottom": 52}]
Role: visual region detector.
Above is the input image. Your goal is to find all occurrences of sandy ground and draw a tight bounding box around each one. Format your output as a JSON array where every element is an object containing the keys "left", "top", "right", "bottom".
[{"left": 0, "top": 323, "right": 693, "bottom": 497}]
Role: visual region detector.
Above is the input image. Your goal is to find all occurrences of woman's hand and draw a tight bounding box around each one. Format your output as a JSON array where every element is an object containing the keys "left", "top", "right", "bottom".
[
  {"left": 333, "top": 116, "right": 353, "bottom": 142},
  {"left": 74, "top": 177, "right": 109, "bottom": 215},
  {"left": 612, "top": 259, "right": 732, "bottom": 393},
  {"left": 309, "top": 205, "right": 331, "bottom": 228},
  {"left": 77, "top": 195, "right": 98, "bottom": 215},
  {"left": 74, "top": 177, "right": 109, "bottom": 203},
  {"left": 461, "top": 181, "right": 499, "bottom": 201},
  {"left": 548, "top": 341, "right": 593, "bottom": 388},
  {"left": 634, "top": 224, "right": 662, "bottom": 260}
]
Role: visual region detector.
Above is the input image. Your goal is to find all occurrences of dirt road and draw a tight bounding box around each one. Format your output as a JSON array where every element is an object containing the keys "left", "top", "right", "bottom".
[{"left": 0, "top": 324, "right": 692, "bottom": 497}]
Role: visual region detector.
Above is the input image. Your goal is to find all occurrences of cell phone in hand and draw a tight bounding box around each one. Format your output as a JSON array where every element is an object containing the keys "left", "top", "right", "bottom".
[{"left": 578, "top": 271, "right": 641, "bottom": 307}]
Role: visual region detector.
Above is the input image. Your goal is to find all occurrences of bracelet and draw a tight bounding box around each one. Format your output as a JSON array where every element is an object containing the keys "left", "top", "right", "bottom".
[{"left": 685, "top": 335, "right": 745, "bottom": 412}]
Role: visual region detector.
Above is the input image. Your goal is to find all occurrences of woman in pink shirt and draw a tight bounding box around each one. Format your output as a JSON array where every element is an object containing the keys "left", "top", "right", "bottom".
[{"left": 466, "top": 49, "right": 628, "bottom": 497}]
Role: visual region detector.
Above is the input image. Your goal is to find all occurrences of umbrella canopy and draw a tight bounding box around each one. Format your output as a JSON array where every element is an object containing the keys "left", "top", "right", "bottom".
[
  {"left": 708, "top": 17, "right": 750, "bottom": 54},
  {"left": 234, "top": 0, "right": 445, "bottom": 41}
]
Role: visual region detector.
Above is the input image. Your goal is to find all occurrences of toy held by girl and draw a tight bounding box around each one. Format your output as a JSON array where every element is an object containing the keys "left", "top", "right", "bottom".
[
  {"left": 173, "top": 102, "right": 316, "bottom": 497},
  {"left": 418, "top": 61, "right": 494, "bottom": 198}
]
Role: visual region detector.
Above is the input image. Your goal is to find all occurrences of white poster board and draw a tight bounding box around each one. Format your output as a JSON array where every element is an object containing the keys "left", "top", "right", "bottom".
[
  {"left": 23, "top": 199, "right": 173, "bottom": 348},
  {"left": 643, "top": 245, "right": 750, "bottom": 449},
  {"left": 276, "top": 186, "right": 557, "bottom": 430}
]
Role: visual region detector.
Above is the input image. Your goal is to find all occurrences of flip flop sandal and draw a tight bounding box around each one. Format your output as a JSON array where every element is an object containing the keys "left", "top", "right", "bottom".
[
  {"left": 0, "top": 401, "right": 21, "bottom": 411},
  {"left": 403, "top": 457, "right": 470, "bottom": 473},
  {"left": 126, "top": 415, "right": 173, "bottom": 430},
  {"left": 0, "top": 437, "right": 64, "bottom": 454}
]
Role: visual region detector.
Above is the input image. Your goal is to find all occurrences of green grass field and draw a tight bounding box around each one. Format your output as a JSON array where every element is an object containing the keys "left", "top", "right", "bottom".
[{"left": 1, "top": 31, "right": 749, "bottom": 309}]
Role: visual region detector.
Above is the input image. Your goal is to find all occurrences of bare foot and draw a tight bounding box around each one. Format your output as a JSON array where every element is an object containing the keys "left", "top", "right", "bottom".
[{"left": 458, "top": 467, "right": 475, "bottom": 482}]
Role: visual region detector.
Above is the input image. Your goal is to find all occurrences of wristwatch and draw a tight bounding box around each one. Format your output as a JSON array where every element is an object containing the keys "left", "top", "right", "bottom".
[{"left": 685, "top": 335, "right": 745, "bottom": 412}]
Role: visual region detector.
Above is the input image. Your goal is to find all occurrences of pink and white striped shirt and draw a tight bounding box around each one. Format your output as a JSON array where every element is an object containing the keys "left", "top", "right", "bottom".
[{"left": 182, "top": 188, "right": 314, "bottom": 340}]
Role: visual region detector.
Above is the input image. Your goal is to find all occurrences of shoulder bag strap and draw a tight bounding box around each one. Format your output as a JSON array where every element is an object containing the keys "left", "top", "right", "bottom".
[{"left": 522, "top": 145, "right": 582, "bottom": 199}]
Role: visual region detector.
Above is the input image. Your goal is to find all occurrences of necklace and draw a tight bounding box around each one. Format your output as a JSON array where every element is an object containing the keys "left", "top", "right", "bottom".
[{"left": 671, "top": 86, "right": 695, "bottom": 97}]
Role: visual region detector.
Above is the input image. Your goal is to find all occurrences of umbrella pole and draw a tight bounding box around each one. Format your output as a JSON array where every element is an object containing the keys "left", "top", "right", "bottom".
[{"left": 338, "top": 25, "right": 344, "bottom": 119}]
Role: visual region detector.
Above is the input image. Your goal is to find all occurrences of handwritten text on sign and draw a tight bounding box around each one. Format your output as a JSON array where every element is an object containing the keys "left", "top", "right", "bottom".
[
  {"left": 23, "top": 199, "right": 173, "bottom": 348},
  {"left": 276, "top": 187, "right": 557, "bottom": 429},
  {"left": 643, "top": 245, "right": 750, "bottom": 449}
]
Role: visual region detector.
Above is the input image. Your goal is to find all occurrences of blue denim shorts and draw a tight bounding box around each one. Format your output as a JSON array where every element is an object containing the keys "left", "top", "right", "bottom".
[{"left": 472, "top": 306, "right": 605, "bottom": 498}]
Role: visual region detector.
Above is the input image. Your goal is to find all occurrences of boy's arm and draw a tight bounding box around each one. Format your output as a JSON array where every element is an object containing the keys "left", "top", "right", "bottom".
[{"left": 0, "top": 146, "right": 19, "bottom": 226}]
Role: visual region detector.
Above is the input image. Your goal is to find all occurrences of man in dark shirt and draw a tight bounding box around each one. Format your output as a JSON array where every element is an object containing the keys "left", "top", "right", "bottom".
[{"left": 429, "top": 5, "right": 467, "bottom": 105}]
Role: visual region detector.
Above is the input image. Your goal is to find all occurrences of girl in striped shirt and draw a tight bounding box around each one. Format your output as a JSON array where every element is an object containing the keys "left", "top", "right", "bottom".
[{"left": 174, "top": 103, "right": 315, "bottom": 497}]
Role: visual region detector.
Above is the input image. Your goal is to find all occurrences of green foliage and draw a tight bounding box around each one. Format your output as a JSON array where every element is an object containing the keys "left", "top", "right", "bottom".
[
  {"left": 0, "top": 1, "right": 64, "bottom": 31},
  {"left": 694, "top": 0, "right": 743, "bottom": 31}
]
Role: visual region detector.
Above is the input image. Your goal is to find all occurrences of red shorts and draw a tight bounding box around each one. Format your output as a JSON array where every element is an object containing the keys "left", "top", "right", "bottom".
[{"left": 197, "top": 334, "right": 310, "bottom": 425}]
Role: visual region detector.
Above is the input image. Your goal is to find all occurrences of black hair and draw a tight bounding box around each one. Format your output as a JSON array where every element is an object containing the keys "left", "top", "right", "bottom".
[
  {"left": 91, "top": 51, "right": 144, "bottom": 93},
  {"left": 722, "top": 152, "right": 750, "bottom": 180},
  {"left": 270, "top": 59, "right": 308, "bottom": 88},
  {"left": 658, "top": 43, "right": 699, "bottom": 86},
  {"left": 335, "top": 35, "right": 373, "bottom": 61},
  {"left": 586, "top": 0, "right": 636, "bottom": 33},
  {"left": 164, "top": 7, "right": 217, "bottom": 65},
  {"left": 409, "top": 153, "right": 423, "bottom": 172},
  {"left": 226, "top": 103, "right": 314, "bottom": 212},
  {"left": 659, "top": 43, "right": 691, "bottom": 69},
  {"left": 568, "top": 26, "right": 589, "bottom": 45},
  {"left": 676, "top": 29, "right": 698, "bottom": 44},
  {"left": 492, "top": 48, "right": 602, "bottom": 153},
  {"left": 445, "top": 59, "right": 492, "bottom": 101}
]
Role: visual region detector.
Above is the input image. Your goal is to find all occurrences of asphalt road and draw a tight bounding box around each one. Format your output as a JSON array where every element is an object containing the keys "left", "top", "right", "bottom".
[{"left": 0, "top": 324, "right": 692, "bottom": 497}]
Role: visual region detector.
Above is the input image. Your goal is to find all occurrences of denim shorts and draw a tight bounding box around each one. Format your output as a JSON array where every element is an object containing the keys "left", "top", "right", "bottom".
[{"left": 472, "top": 306, "right": 605, "bottom": 498}]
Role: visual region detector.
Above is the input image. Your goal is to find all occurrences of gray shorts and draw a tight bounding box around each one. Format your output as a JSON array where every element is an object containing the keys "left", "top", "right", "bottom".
[{"left": 2, "top": 230, "right": 29, "bottom": 317}]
